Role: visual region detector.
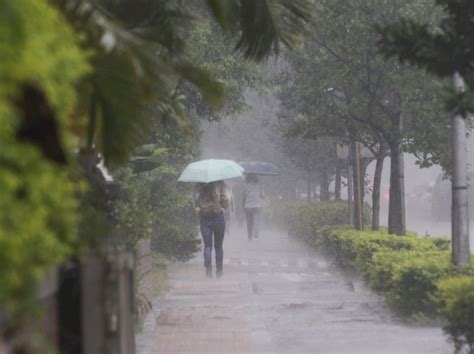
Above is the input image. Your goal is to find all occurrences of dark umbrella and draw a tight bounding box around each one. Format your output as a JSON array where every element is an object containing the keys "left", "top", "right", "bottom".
[{"left": 239, "top": 161, "right": 280, "bottom": 176}]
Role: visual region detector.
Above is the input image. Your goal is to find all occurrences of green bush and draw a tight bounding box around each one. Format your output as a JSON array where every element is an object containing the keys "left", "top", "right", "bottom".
[
  {"left": 268, "top": 201, "right": 353, "bottom": 248},
  {"left": 0, "top": 0, "right": 88, "bottom": 319},
  {"left": 327, "top": 231, "right": 456, "bottom": 319},
  {"left": 272, "top": 200, "right": 462, "bottom": 320},
  {"left": 371, "top": 251, "right": 453, "bottom": 317},
  {"left": 318, "top": 227, "right": 453, "bottom": 317},
  {"left": 268, "top": 199, "right": 474, "bottom": 330},
  {"left": 438, "top": 276, "right": 474, "bottom": 354},
  {"left": 321, "top": 227, "right": 443, "bottom": 273},
  {"left": 146, "top": 165, "right": 200, "bottom": 261},
  {"left": 429, "top": 237, "right": 451, "bottom": 251},
  {"left": 264, "top": 200, "right": 309, "bottom": 229},
  {"left": 289, "top": 201, "right": 350, "bottom": 241},
  {"left": 266, "top": 200, "right": 372, "bottom": 241},
  {"left": 115, "top": 164, "right": 200, "bottom": 262}
]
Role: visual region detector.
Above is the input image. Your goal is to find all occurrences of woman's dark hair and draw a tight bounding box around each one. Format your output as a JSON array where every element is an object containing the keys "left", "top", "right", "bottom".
[{"left": 200, "top": 182, "right": 214, "bottom": 194}]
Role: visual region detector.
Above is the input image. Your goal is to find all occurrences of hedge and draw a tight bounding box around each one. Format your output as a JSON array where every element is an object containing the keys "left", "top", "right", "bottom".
[
  {"left": 265, "top": 200, "right": 369, "bottom": 241},
  {"left": 264, "top": 200, "right": 311, "bottom": 230},
  {"left": 0, "top": 0, "right": 88, "bottom": 319},
  {"left": 318, "top": 227, "right": 454, "bottom": 317},
  {"left": 438, "top": 276, "right": 474, "bottom": 354},
  {"left": 269, "top": 200, "right": 474, "bottom": 351}
]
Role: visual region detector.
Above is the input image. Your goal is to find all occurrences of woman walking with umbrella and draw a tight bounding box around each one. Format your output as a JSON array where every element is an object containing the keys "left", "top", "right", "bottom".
[
  {"left": 178, "top": 159, "right": 243, "bottom": 277},
  {"left": 194, "top": 181, "right": 230, "bottom": 277}
]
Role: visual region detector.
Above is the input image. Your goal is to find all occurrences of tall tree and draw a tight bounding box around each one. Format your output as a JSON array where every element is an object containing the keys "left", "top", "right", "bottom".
[
  {"left": 378, "top": 0, "right": 473, "bottom": 265},
  {"left": 276, "top": 0, "right": 449, "bottom": 234}
]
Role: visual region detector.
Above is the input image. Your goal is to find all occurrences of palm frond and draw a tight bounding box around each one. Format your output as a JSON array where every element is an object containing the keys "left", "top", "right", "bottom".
[
  {"left": 206, "top": 0, "right": 239, "bottom": 31},
  {"left": 91, "top": 53, "right": 150, "bottom": 166},
  {"left": 54, "top": 0, "right": 225, "bottom": 166},
  {"left": 98, "top": 0, "right": 193, "bottom": 55},
  {"left": 208, "top": 0, "right": 314, "bottom": 61},
  {"left": 176, "top": 63, "right": 226, "bottom": 111}
]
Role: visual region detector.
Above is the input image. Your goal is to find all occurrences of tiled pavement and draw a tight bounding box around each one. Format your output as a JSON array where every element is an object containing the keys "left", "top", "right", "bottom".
[{"left": 137, "top": 225, "right": 451, "bottom": 354}]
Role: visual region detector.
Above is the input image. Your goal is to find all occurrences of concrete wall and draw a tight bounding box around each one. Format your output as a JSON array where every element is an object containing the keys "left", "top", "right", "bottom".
[{"left": 81, "top": 251, "right": 136, "bottom": 354}]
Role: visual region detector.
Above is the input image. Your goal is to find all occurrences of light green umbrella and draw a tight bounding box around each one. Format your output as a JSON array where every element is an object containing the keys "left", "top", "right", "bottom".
[{"left": 177, "top": 159, "right": 243, "bottom": 183}]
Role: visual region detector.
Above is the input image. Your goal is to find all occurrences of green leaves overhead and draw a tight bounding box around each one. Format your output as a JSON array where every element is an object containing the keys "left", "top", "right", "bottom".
[
  {"left": 53, "top": 0, "right": 314, "bottom": 165},
  {"left": 54, "top": 0, "right": 226, "bottom": 166},
  {"left": 377, "top": 19, "right": 456, "bottom": 77},
  {"left": 208, "top": 0, "right": 314, "bottom": 60},
  {"left": 100, "top": 0, "right": 192, "bottom": 55},
  {"left": 376, "top": 0, "right": 474, "bottom": 172},
  {"left": 176, "top": 63, "right": 226, "bottom": 111},
  {"left": 377, "top": 0, "right": 474, "bottom": 78},
  {"left": 206, "top": 0, "right": 239, "bottom": 31},
  {"left": 88, "top": 53, "right": 149, "bottom": 166}
]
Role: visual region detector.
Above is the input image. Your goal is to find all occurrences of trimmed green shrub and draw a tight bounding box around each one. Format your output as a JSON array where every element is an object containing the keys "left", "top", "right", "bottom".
[
  {"left": 370, "top": 251, "right": 453, "bottom": 317},
  {"left": 264, "top": 200, "right": 309, "bottom": 230},
  {"left": 318, "top": 227, "right": 453, "bottom": 317},
  {"left": 321, "top": 227, "right": 443, "bottom": 272},
  {"left": 288, "top": 201, "right": 350, "bottom": 241},
  {"left": 438, "top": 276, "right": 474, "bottom": 354},
  {"left": 266, "top": 200, "right": 370, "bottom": 240},
  {"left": 269, "top": 200, "right": 461, "bottom": 320},
  {"left": 429, "top": 237, "right": 451, "bottom": 251}
]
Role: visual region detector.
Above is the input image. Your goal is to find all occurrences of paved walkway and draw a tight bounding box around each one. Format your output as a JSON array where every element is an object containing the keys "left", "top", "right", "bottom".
[{"left": 137, "top": 224, "right": 451, "bottom": 354}]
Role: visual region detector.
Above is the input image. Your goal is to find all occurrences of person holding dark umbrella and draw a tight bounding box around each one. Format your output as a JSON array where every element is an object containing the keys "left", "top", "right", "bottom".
[
  {"left": 240, "top": 161, "right": 279, "bottom": 241},
  {"left": 242, "top": 174, "right": 265, "bottom": 240}
]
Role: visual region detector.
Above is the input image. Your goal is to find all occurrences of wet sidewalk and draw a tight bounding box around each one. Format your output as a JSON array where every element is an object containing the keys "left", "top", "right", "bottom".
[{"left": 137, "top": 225, "right": 451, "bottom": 354}]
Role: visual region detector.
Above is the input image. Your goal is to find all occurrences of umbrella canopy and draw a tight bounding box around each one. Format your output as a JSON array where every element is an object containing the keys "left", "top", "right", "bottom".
[
  {"left": 177, "top": 159, "right": 244, "bottom": 183},
  {"left": 239, "top": 161, "right": 280, "bottom": 175}
]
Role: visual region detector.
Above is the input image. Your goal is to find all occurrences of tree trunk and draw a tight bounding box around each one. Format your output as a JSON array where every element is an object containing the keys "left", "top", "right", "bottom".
[
  {"left": 335, "top": 162, "right": 342, "bottom": 200},
  {"left": 372, "top": 154, "right": 385, "bottom": 230},
  {"left": 347, "top": 156, "right": 354, "bottom": 226},
  {"left": 388, "top": 139, "right": 406, "bottom": 235},
  {"left": 352, "top": 142, "right": 363, "bottom": 230},
  {"left": 320, "top": 172, "right": 330, "bottom": 201},
  {"left": 307, "top": 179, "right": 312, "bottom": 202},
  {"left": 451, "top": 73, "right": 471, "bottom": 266},
  {"left": 359, "top": 158, "right": 372, "bottom": 224}
]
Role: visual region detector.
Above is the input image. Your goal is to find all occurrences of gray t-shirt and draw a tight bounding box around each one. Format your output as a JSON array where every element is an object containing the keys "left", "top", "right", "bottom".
[{"left": 243, "top": 182, "right": 264, "bottom": 209}]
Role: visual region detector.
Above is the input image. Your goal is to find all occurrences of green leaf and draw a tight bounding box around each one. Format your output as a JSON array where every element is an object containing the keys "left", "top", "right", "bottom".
[
  {"left": 176, "top": 63, "right": 226, "bottom": 111},
  {"left": 206, "top": 0, "right": 239, "bottom": 31},
  {"left": 236, "top": 0, "right": 313, "bottom": 61}
]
